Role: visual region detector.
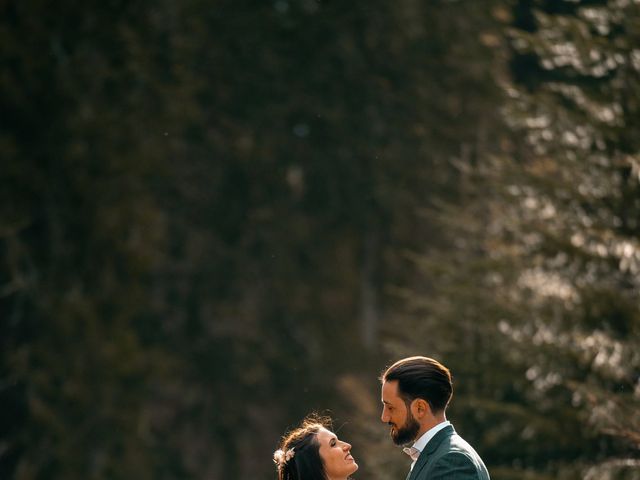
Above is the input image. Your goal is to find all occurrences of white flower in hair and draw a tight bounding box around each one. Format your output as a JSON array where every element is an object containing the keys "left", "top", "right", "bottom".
[{"left": 273, "top": 447, "right": 295, "bottom": 468}]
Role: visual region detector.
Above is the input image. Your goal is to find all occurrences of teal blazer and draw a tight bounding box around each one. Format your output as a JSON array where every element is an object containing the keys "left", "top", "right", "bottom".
[{"left": 407, "top": 425, "right": 490, "bottom": 480}]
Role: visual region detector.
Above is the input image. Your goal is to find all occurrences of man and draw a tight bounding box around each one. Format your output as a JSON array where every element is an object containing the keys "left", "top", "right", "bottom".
[{"left": 380, "top": 356, "right": 490, "bottom": 480}]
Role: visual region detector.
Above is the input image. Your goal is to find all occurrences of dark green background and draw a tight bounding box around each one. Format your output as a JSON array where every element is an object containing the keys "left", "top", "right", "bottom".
[{"left": 2, "top": 0, "right": 639, "bottom": 479}]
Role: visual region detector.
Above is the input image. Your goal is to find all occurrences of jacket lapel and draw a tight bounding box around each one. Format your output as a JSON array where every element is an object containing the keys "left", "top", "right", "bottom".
[{"left": 407, "top": 425, "right": 454, "bottom": 480}]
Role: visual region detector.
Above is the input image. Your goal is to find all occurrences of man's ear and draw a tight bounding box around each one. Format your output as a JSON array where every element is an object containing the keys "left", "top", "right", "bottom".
[{"left": 411, "top": 398, "right": 432, "bottom": 419}]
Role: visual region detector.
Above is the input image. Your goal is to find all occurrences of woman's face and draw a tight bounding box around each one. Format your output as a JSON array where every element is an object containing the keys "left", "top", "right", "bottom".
[{"left": 316, "top": 427, "right": 358, "bottom": 480}]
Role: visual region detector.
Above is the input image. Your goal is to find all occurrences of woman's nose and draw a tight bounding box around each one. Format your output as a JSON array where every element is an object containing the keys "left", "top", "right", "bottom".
[{"left": 343, "top": 442, "right": 351, "bottom": 451}]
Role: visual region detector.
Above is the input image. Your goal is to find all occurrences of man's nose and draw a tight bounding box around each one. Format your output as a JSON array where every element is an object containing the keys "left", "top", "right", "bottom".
[{"left": 380, "top": 410, "right": 388, "bottom": 423}]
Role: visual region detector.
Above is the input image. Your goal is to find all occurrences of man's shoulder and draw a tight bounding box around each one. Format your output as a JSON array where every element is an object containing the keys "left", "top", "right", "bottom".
[
  {"left": 431, "top": 429, "right": 478, "bottom": 454},
  {"left": 448, "top": 431, "right": 480, "bottom": 454},
  {"left": 426, "top": 432, "right": 490, "bottom": 480}
]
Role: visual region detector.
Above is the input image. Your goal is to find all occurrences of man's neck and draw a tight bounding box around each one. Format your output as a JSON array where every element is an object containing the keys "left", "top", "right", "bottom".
[{"left": 415, "top": 415, "right": 447, "bottom": 441}]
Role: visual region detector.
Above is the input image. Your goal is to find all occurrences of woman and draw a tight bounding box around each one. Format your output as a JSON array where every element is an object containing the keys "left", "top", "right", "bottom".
[{"left": 273, "top": 415, "right": 358, "bottom": 480}]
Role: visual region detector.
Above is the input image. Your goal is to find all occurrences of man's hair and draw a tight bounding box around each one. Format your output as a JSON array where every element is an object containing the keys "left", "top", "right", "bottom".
[
  {"left": 276, "top": 414, "right": 330, "bottom": 480},
  {"left": 381, "top": 356, "right": 453, "bottom": 413}
]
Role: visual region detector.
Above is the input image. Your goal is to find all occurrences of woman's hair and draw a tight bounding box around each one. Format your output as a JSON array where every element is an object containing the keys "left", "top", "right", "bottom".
[{"left": 274, "top": 414, "right": 331, "bottom": 480}]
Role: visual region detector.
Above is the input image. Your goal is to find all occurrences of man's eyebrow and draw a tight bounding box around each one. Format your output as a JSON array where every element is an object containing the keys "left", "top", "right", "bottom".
[{"left": 382, "top": 400, "right": 391, "bottom": 405}]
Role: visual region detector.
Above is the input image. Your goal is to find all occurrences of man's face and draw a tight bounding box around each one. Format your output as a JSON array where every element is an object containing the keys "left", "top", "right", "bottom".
[{"left": 381, "top": 380, "right": 420, "bottom": 445}]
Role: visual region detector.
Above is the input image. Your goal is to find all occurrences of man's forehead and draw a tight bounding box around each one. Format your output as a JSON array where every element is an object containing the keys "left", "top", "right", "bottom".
[{"left": 381, "top": 379, "right": 400, "bottom": 400}]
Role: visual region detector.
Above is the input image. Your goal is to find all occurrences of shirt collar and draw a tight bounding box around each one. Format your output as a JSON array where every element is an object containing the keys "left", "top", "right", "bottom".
[{"left": 411, "top": 420, "right": 451, "bottom": 454}]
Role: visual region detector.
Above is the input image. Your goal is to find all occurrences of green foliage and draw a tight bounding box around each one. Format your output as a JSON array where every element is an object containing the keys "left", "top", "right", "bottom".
[
  {"left": 395, "top": 0, "right": 640, "bottom": 478},
  {"left": 504, "top": 0, "right": 640, "bottom": 460},
  {"left": 1, "top": 0, "right": 506, "bottom": 478},
  {"left": 3, "top": 0, "right": 639, "bottom": 479}
]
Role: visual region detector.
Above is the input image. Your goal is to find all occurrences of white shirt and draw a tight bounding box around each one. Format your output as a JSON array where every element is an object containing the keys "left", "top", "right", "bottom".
[{"left": 406, "top": 421, "right": 451, "bottom": 470}]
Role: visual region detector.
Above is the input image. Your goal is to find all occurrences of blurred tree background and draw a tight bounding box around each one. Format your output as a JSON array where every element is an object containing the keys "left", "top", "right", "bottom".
[{"left": 1, "top": 0, "right": 639, "bottom": 479}]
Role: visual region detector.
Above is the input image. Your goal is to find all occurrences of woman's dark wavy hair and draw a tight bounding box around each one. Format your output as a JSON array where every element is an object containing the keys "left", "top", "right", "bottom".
[{"left": 275, "top": 414, "right": 331, "bottom": 480}]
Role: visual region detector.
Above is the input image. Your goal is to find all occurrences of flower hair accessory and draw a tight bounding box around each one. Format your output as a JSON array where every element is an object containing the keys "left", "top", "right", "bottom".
[{"left": 273, "top": 448, "right": 295, "bottom": 469}]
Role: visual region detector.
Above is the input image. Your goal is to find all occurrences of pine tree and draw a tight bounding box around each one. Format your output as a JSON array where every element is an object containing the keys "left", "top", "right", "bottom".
[
  {"left": 398, "top": 1, "right": 640, "bottom": 478},
  {"left": 502, "top": 0, "right": 640, "bottom": 476}
]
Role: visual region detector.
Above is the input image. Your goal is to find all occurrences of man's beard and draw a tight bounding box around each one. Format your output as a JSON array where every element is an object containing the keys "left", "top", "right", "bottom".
[{"left": 390, "top": 411, "right": 420, "bottom": 446}]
